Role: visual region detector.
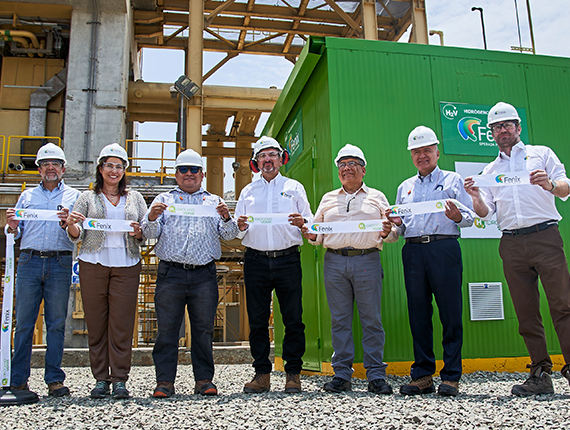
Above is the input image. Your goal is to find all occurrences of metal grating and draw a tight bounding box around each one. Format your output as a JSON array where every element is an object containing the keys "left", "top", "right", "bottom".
[{"left": 469, "top": 283, "right": 504, "bottom": 321}]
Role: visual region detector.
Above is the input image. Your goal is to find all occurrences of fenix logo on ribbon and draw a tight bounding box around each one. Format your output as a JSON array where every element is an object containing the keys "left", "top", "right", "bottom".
[
  {"left": 495, "top": 174, "right": 522, "bottom": 184},
  {"left": 390, "top": 206, "right": 413, "bottom": 216},
  {"left": 88, "top": 220, "right": 112, "bottom": 230},
  {"left": 311, "top": 224, "right": 333, "bottom": 233},
  {"left": 2, "top": 308, "right": 10, "bottom": 332},
  {"left": 15, "top": 210, "right": 38, "bottom": 219}
]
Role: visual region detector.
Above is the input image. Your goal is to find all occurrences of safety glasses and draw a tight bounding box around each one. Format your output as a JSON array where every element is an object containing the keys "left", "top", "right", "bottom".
[{"left": 177, "top": 166, "right": 202, "bottom": 174}]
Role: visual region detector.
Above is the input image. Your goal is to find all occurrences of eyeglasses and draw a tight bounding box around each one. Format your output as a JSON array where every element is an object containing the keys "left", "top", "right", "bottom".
[
  {"left": 39, "top": 161, "right": 63, "bottom": 168},
  {"left": 338, "top": 161, "right": 362, "bottom": 169},
  {"left": 490, "top": 121, "right": 517, "bottom": 133},
  {"left": 177, "top": 166, "right": 201, "bottom": 174},
  {"left": 257, "top": 151, "right": 280, "bottom": 160},
  {"left": 102, "top": 162, "right": 125, "bottom": 171}
]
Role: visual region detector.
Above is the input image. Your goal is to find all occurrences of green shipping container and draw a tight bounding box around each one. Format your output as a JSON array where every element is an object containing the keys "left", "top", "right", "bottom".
[{"left": 264, "top": 36, "right": 570, "bottom": 374}]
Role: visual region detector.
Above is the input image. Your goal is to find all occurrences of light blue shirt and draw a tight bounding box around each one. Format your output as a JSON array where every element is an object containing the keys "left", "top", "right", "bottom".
[
  {"left": 15, "top": 180, "right": 80, "bottom": 251},
  {"left": 395, "top": 166, "right": 475, "bottom": 238},
  {"left": 142, "top": 186, "right": 239, "bottom": 265}
]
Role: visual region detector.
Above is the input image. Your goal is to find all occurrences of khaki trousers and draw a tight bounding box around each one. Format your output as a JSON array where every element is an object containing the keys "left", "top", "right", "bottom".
[
  {"left": 499, "top": 225, "right": 570, "bottom": 372},
  {"left": 79, "top": 260, "right": 141, "bottom": 382}
]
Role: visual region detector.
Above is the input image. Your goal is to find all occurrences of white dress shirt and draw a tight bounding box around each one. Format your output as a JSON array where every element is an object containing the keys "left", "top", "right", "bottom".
[
  {"left": 235, "top": 173, "right": 313, "bottom": 251},
  {"left": 480, "top": 142, "right": 570, "bottom": 230}
]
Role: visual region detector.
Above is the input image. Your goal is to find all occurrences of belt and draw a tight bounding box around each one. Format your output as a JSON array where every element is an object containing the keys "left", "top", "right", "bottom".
[
  {"left": 502, "top": 220, "right": 558, "bottom": 236},
  {"left": 327, "top": 248, "right": 378, "bottom": 256},
  {"left": 246, "top": 246, "right": 299, "bottom": 258},
  {"left": 20, "top": 249, "right": 73, "bottom": 258},
  {"left": 163, "top": 260, "right": 210, "bottom": 271},
  {"left": 405, "top": 235, "right": 459, "bottom": 244}
]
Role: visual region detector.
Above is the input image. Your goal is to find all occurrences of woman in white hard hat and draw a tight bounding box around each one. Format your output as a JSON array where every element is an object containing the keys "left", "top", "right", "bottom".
[{"left": 66, "top": 143, "right": 148, "bottom": 399}]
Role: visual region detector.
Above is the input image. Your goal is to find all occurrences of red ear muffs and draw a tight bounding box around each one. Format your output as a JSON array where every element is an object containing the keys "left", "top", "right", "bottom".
[{"left": 249, "top": 148, "right": 290, "bottom": 173}]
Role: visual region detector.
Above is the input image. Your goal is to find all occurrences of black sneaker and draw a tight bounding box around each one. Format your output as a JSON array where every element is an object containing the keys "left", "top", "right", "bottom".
[
  {"left": 323, "top": 377, "right": 351, "bottom": 393},
  {"left": 368, "top": 379, "right": 393, "bottom": 395},
  {"left": 90, "top": 381, "right": 111, "bottom": 398},
  {"left": 511, "top": 368, "right": 554, "bottom": 396},
  {"left": 112, "top": 382, "right": 130, "bottom": 399}
]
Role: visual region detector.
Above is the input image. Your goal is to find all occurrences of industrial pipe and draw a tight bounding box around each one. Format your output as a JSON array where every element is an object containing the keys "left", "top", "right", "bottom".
[
  {"left": 8, "top": 163, "right": 24, "bottom": 171},
  {"left": 0, "top": 30, "right": 40, "bottom": 48},
  {"left": 0, "top": 35, "right": 34, "bottom": 57}
]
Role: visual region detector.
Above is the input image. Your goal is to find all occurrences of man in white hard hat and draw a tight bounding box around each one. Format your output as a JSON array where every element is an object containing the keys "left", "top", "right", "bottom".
[
  {"left": 296, "top": 144, "right": 397, "bottom": 395},
  {"left": 389, "top": 126, "right": 474, "bottom": 397},
  {"left": 465, "top": 101, "right": 570, "bottom": 396},
  {"left": 142, "top": 149, "right": 239, "bottom": 397},
  {"left": 5, "top": 142, "right": 80, "bottom": 397},
  {"left": 235, "top": 136, "right": 312, "bottom": 394}
]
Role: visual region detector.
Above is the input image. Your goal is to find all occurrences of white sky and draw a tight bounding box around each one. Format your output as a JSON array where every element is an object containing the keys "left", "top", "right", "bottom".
[{"left": 137, "top": 0, "right": 570, "bottom": 193}]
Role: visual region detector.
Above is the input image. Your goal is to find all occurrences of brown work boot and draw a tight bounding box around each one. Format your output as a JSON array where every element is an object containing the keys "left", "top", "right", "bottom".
[
  {"left": 511, "top": 367, "right": 554, "bottom": 396},
  {"left": 153, "top": 381, "right": 175, "bottom": 398},
  {"left": 438, "top": 380, "right": 459, "bottom": 396},
  {"left": 400, "top": 375, "right": 435, "bottom": 395},
  {"left": 194, "top": 379, "right": 218, "bottom": 396},
  {"left": 47, "top": 381, "right": 70, "bottom": 397},
  {"left": 244, "top": 373, "right": 270, "bottom": 393},
  {"left": 11, "top": 382, "right": 29, "bottom": 391},
  {"left": 284, "top": 373, "right": 301, "bottom": 393}
]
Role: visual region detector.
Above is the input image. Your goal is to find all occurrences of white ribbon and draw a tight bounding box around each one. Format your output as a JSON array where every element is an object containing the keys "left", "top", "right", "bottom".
[
  {"left": 388, "top": 199, "right": 470, "bottom": 217},
  {"left": 307, "top": 219, "right": 386, "bottom": 234},
  {"left": 246, "top": 213, "right": 291, "bottom": 225},
  {"left": 82, "top": 218, "right": 134, "bottom": 232},
  {"left": 1, "top": 227, "right": 15, "bottom": 387},
  {"left": 166, "top": 204, "right": 218, "bottom": 217},
  {"left": 13, "top": 209, "right": 61, "bottom": 221},
  {"left": 472, "top": 171, "right": 532, "bottom": 187}
]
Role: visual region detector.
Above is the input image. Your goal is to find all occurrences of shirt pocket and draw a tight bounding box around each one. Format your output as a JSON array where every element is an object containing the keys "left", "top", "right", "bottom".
[{"left": 278, "top": 191, "right": 295, "bottom": 214}]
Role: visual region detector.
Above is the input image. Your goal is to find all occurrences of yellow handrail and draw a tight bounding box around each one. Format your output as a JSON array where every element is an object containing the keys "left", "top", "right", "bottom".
[
  {"left": 0, "top": 135, "right": 6, "bottom": 174},
  {"left": 4, "top": 135, "right": 62, "bottom": 174},
  {"left": 125, "top": 139, "right": 180, "bottom": 185}
]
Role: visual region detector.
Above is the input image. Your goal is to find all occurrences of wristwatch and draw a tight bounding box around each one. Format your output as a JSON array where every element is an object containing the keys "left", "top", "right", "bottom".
[{"left": 549, "top": 180, "right": 557, "bottom": 194}]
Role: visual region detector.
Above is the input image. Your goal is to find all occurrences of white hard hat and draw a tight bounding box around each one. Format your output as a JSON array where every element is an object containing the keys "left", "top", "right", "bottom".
[
  {"left": 35, "top": 142, "right": 66, "bottom": 165},
  {"left": 97, "top": 143, "right": 129, "bottom": 168},
  {"left": 407, "top": 126, "right": 439, "bottom": 150},
  {"left": 334, "top": 144, "right": 367, "bottom": 167},
  {"left": 252, "top": 136, "right": 283, "bottom": 160},
  {"left": 175, "top": 149, "right": 203, "bottom": 168},
  {"left": 487, "top": 102, "right": 521, "bottom": 127}
]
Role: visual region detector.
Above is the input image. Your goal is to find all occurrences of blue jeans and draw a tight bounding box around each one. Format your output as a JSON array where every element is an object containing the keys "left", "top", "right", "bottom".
[
  {"left": 11, "top": 253, "right": 72, "bottom": 386},
  {"left": 152, "top": 260, "right": 218, "bottom": 383},
  {"left": 402, "top": 238, "right": 463, "bottom": 382},
  {"left": 244, "top": 249, "right": 305, "bottom": 374}
]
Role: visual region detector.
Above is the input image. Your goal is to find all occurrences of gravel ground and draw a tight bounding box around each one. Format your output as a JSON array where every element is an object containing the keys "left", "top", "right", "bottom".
[{"left": 2, "top": 365, "right": 570, "bottom": 429}]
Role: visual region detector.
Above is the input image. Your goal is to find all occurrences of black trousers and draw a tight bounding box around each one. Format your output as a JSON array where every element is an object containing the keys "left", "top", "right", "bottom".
[{"left": 244, "top": 249, "right": 305, "bottom": 374}]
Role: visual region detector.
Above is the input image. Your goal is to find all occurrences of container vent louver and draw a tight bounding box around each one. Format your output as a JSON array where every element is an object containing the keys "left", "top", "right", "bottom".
[{"left": 468, "top": 283, "right": 504, "bottom": 321}]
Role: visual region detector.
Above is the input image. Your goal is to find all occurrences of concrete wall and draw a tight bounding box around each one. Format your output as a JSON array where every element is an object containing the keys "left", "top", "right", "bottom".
[{"left": 63, "top": 4, "right": 132, "bottom": 179}]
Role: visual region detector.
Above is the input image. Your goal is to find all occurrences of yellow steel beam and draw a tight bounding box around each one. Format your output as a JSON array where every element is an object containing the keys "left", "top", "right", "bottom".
[
  {"left": 410, "top": 0, "right": 428, "bottom": 44},
  {"left": 202, "top": 147, "right": 252, "bottom": 157},
  {"left": 361, "top": 0, "right": 378, "bottom": 41},
  {"left": 203, "top": 52, "right": 238, "bottom": 82},
  {"left": 204, "top": 0, "right": 237, "bottom": 27},
  {"left": 322, "top": 0, "right": 362, "bottom": 36}
]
